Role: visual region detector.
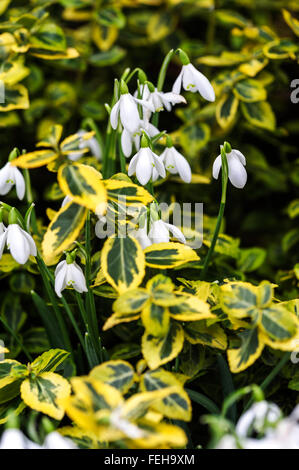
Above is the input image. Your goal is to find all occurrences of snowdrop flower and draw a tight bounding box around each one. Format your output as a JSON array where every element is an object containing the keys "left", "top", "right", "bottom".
[
  {"left": 213, "top": 146, "right": 247, "bottom": 189},
  {"left": 133, "top": 226, "right": 152, "bottom": 249},
  {"left": 0, "top": 223, "right": 37, "bottom": 265},
  {"left": 55, "top": 258, "right": 88, "bottom": 298},
  {"left": 236, "top": 401, "right": 281, "bottom": 438},
  {"left": 68, "top": 130, "right": 102, "bottom": 161},
  {"left": 110, "top": 80, "right": 154, "bottom": 134},
  {"left": 161, "top": 139, "right": 192, "bottom": 183},
  {"left": 0, "top": 162, "right": 25, "bottom": 200},
  {"left": 172, "top": 50, "right": 215, "bottom": 102},
  {"left": 121, "top": 119, "right": 160, "bottom": 158},
  {"left": 148, "top": 219, "right": 186, "bottom": 244},
  {"left": 128, "top": 137, "right": 165, "bottom": 186},
  {"left": 0, "top": 429, "right": 76, "bottom": 449}
]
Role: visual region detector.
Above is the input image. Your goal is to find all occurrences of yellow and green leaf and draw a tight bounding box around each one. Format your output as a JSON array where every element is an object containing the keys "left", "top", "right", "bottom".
[
  {"left": 10, "top": 149, "right": 57, "bottom": 169},
  {"left": 144, "top": 242, "right": 199, "bottom": 269},
  {"left": 101, "top": 235, "right": 145, "bottom": 294},
  {"left": 184, "top": 321, "right": 227, "bottom": 350},
  {"left": 142, "top": 322, "right": 184, "bottom": 369},
  {"left": 216, "top": 92, "right": 239, "bottom": 129},
  {"left": 227, "top": 328, "right": 264, "bottom": 373},
  {"left": 42, "top": 201, "right": 87, "bottom": 265},
  {"left": 20, "top": 372, "right": 71, "bottom": 420},
  {"left": 89, "top": 360, "right": 137, "bottom": 394}
]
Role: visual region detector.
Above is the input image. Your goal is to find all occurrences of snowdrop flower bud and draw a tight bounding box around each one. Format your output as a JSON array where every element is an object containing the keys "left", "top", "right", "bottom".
[
  {"left": 143, "top": 81, "right": 186, "bottom": 113},
  {"left": 68, "top": 130, "right": 102, "bottom": 162},
  {"left": 148, "top": 219, "right": 186, "bottom": 244},
  {"left": 128, "top": 136, "right": 165, "bottom": 186},
  {"left": 213, "top": 146, "right": 247, "bottom": 189},
  {"left": 173, "top": 50, "right": 215, "bottom": 102},
  {"left": 0, "top": 162, "right": 25, "bottom": 200},
  {"left": 54, "top": 257, "right": 88, "bottom": 298},
  {"left": 0, "top": 220, "right": 37, "bottom": 265},
  {"left": 110, "top": 80, "right": 155, "bottom": 134},
  {"left": 161, "top": 137, "right": 192, "bottom": 183}
]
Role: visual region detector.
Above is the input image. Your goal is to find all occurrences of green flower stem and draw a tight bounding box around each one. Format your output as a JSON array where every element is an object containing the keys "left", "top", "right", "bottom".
[
  {"left": 118, "top": 131, "right": 126, "bottom": 173},
  {"left": 36, "top": 254, "right": 72, "bottom": 354},
  {"left": 222, "top": 385, "right": 264, "bottom": 419},
  {"left": 152, "top": 49, "right": 174, "bottom": 128},
  {"left": 200, "top": 148, "right": 228, "bottom": 280},
  {"left": 85, "top": 211, "right": 102, "bottom": 361},
  {"left": 244, "top": 352, "right": 290, "bottom": 411},
  {"left": 0, "top": 315, "right": 32, "bottom": 362},
  {"left": 186, "top": 388, "right": 220, "bottom": 414},
  {"left": 23, "top": 169, "right": 38, "bottom": 235}
]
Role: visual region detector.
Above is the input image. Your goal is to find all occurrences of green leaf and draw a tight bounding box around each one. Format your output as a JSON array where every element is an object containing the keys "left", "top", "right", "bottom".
[
  {"left": 30, "top": 349, "right": 70, "bottom": 374},
  {"left": 234, "top": 79, "right": 267, "bottom": 103},
  {"left": 30, "top": 23, "right": 67, "bottom": 52},
  {"left": 227, "top": 328, "right": 264, "bottom": 373},
  {"left": 260, "top": 305, "right": 298, "bottom": 342},
  {"left": 101, "top": 235, "right": 145, "bottom": 294},
  {"left": 237, "top": 247, "right": 267, "bottom": 272},
  {"left": 142, "top": 322, "right": 184, "bottom": 369},
  {"left": 140, "top": 369, "right": 191, "bottom": 421},
  {"left": 89, "top": 360, "right": 136, "bottom": 393},
  {"left": 21, "top": 372, "right": 71, "bottom": 420},
  {"left": 89, "top": 47, "right": 126, "bottom": 67},
  {"left": 241, "top": 101, "right": 276, "bottom": 131},
  {"left": 216, "top": 92, "right": 239, "bottom": 129},
  {"left": 95, "top": 7, "right": 125, "bottom": 29},
  {"left": 282, "top": 228, "right": 299, "bottom": 252},
  {"left": 42, "top": 201, "right": 87, "bottom": 265},
  {"left": 141, "top": 302, "right": 170, "bottom": 337},
  {"left": 287, "top": 200, "right": 299, "bottom": 219}
]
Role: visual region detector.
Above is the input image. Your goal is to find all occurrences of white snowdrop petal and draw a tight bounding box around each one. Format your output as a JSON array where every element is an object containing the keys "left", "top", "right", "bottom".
[
  {"left": 149, "top": 220, "right": 170, "bottom": 244},
  {"left": 110, "top": 100, "right": 120, "bottom": 129},
  {"left": 172, "top": 69, "right": 183, "bottom": 94},
  {"left": 44, "top": 432, "right": 77, "bottom": 450},
  {"left": 128, "top": 152, "right": 139, "bottom": 176},
  {"left": 55, "top": 260, "right": 67, "bottom": 277},
  {"left": 70, "top": 262, "right": 88, "bottom": 293},
  {"left": 13, "top": 167, "right": 25, "bottom": 200},
  {"left": 173, "top": 148, "right": 192, "bottom": 183},
  {"left": 228, "top": 154, "right": 247, "bottom": 188},
  {"left": 182, "top": 65, "right": 197, "bottom": 93},
  {"left": 0, "top": 231, "right": 7, "bottom": 258},
  {"left": 232, "top": 149, "right": 246, "bottom": 166},
  {"left": 7, "top": 224, "right": 30, "bottom": 264},
  {"left": 55, "top": 265, "right": 67, "bottom": 297},
  {"left": 152, "top": 153, "right": 166, "bottom": 178},
  {"left": 22, "top": 230, "right": 37, "bottom": 257},
  {"left": 164, "top": 222, "right": 186, "bottom": 243},
  {"left": 121, "top": 129, "right": 132, "bottom": 157},
  {"left": 189, "top": 64, "right": 215, "bottom": 102},
  {"left": 162, "top": 92, "right": 186, "bottom": 105},
  {"left": 135, "top": 149, "right": 152, "bottom": 185},
  {"left": 120, "top": 95, "right": 140, "bottom": 133},
  {"left": 133, "top": 227, "right": 152, "bottom": 249},
  {"left": 212, "top": 155, "right": 222, "bottom": 180}
]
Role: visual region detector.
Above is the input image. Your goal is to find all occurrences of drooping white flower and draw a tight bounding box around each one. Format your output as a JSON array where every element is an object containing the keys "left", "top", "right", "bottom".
[
  {"left": 0, "top": 429, "right": 76, "bottom": 449},
  {"left": 132, "top": 226, "right": 152, "bottom": 249},
  {"left": 173, "top": 63, "right": 215, "bottom": 102},
  {"left": 212, "top": 147, "right": 247, "bottom": 189},
  {"left": 128, "top": 146, "right": 165, "bottom": 186},
  {"left": 148, "top": 219, "right": 186, "bottom": 244},
  {"left": 68, "top": 130, "right": 102, "bottom": 161},
  {"left": 0, "top": 224, "right": 37, "bottom": 264},
  {"left": 0, "top": 162, "right": 25, "bottom": 200},
  {"left": 161, "top": 145, "right": 192, "bottom": 183},
  {"left": 121, "top": 119, "right": 160, "bottom": 158},
  {"left": 110, "top": 92, "right": 154, "bottom": 134},
  {"left": 54, "top": 259, "right": 88, "bottom": 298}
]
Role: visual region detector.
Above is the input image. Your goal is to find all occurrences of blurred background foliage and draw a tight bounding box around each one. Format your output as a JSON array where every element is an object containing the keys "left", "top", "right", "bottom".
[{"left": 0, "top": 1, "right": 298, "bottom": 309}]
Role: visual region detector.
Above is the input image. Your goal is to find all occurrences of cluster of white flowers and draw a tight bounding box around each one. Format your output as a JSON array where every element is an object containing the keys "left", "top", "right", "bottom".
[
  {"left": 110, "top": 60, "right": 216, "bottom": 187},
  {"left": 216, "top": 401, "right": 299, "bottom": 449}
]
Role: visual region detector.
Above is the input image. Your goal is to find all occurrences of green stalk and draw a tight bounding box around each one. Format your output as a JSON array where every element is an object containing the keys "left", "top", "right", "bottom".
[
  {"left": 200, "top": 147, "right": 228, "bottom": 280},
  {"left": 186, "top": 388, "right": 220, "bottom": 415},
  {"left": 118, "top": 131, "right": 126, "bottom": 173},
  {"left": 152, "top": 49, "right": 175, "bottom": 128},
  {"left": 23, "top": 169, "right": 38, "bottom": 234},
  {"left": 84, "top": 211, "right": 101, "bottom": 361},
  {"left": 244, "top": 352, "right": 290, "bottom": 411},
  {"left": 36, "top": 254, "right": 72, "bottom": 354}
]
